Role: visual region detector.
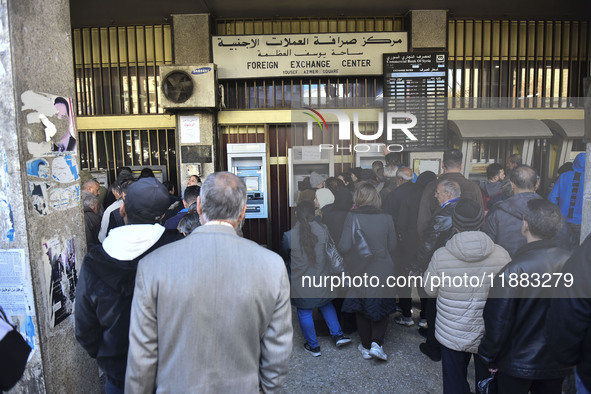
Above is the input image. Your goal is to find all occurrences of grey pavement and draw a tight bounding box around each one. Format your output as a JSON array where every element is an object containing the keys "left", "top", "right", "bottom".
[{"left": 281, "top": 307, "right": 466, "bottom": 393}]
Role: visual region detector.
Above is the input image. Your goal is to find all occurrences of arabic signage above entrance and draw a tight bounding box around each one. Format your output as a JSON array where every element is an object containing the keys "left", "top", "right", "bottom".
[{"left": 212, "top": 32, "right": 408, "bottom": 79}]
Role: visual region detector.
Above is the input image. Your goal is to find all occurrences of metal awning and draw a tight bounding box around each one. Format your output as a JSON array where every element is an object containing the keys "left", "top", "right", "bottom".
[
  {"left": 541, "top": 119, "right": 584, "bottom": 139},
  {"left": 448, "top": 119, "right": 553, "bottom": 139}
]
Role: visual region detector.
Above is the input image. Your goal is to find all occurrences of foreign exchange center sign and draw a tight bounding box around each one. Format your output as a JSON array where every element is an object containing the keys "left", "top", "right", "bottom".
[{"left": 212, "top": 32, "right": 408, "bottom": 79}]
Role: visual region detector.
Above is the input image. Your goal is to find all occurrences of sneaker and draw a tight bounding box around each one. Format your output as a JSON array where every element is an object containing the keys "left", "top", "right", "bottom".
[
  {"left": 419, "top": 342, "right": 441, "bottom": 362},
  {"left": 369, "top": 342, "right": 387, "bottom": 361},
  {"left": 333, "top": 334, "right": 352, "bottom": 348},
  {"left": 358, "top": 343, "right": 372, "bottom": 360},
  {"left": 418, "top": 319, "right": 428, "bottom": 328},
  {"left": 394, "top": 315, "right": 415, "bottom": 327},
  {"left": 304, "top": 343, "right": 321, "bottom": 357}
]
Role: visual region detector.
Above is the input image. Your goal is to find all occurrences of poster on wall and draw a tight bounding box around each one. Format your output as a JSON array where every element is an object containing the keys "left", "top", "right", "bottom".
[
  {"left": 42, "top": 238, "right": 77, "bottom": 327},
  {"left": 21, "top": 91, "right": 77, "bottom": 156},
  {"left": 0, "top": 150, "right": 15, "bottom": 242},
  {"left": 0, "top": 249, "right": 37, "bottom": 351}
]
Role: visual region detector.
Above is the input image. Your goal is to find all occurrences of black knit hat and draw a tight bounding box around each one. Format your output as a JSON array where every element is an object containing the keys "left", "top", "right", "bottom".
[
  {"left": 452, "top": 198, "right": 484, "bottom": 232},
  {"left": 124, "top": 177, "right": 170, "bottom": 224}
]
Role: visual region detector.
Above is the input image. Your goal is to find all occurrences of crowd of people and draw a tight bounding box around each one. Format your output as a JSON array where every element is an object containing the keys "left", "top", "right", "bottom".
[{"left": 71, "top": 149, "right": 589, "bottom": 394}]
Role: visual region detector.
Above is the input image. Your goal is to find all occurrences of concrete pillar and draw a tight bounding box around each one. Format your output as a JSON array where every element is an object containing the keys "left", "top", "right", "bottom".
[
  {"left": 172, "top": 14, "right": 217, "bottom": 187},
  {"left": 0, "top": 0, "right": 100, "bottom": 392},
  {"left": 407, "top": 10, "right": 448, "bottom": 50},
  {"left": 582, "top": 77, "right": 591, "bottom": 242}
]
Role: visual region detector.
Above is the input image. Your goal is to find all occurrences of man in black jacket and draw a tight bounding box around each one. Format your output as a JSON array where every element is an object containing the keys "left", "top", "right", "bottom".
[
  {"left": 417, "top": 149, "right": 483, "bottom": 237},
  {"left": 478, "top": 199, "right": 572, "bottom": 394},
  {"left": 75, "top": 177, "right": 181, "bottom": 393},
  {"left": 547, "top": 233, "right": 591, "bottom": 394},
  {"left": 417, "top": 178, "right": 461, "bottom": 362},
  {"left": 482, "top": 165, "right": 571, "bottom": 258}
]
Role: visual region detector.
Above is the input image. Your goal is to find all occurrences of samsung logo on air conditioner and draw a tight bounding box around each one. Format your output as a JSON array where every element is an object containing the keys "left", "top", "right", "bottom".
[{"left": 191, "top": 67, "right": 212, "bottom": 75}]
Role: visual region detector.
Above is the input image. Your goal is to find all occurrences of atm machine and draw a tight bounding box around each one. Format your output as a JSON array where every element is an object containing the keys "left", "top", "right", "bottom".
[
  {"left": 355, "top": 143, "right": 386, "bottom": 169},
  {"left": 288, "top": 145, "right": 334, "bottom": 207},
  {"left": 227, "top": 143, "right": 268, "bottom": 219}
]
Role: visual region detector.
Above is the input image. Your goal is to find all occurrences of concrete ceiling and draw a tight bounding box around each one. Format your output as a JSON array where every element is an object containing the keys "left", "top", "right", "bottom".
[{"left": 70, "top": 0, "right": 591, "bottom": 28}]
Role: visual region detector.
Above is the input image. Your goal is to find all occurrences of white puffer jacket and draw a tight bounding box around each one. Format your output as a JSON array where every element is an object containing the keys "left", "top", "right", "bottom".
[{"left": 423, "top": 231, "right": 511, "bottom": 353}]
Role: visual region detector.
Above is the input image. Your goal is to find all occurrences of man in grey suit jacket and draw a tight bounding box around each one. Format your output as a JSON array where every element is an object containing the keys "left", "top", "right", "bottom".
[{"left": 126, "top": 172, "right": 293, "bottom": 393}]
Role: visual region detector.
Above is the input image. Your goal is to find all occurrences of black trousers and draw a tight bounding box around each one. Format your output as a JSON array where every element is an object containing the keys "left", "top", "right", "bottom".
[
  {"left": 441, "top": 346, "right": 488, "bottom": 394},
  {"left": 356, "top": 313, "right": 388, "bottom": 349},
  {"left": 422, "top": 297, "right": 440, "bottom": 352},
  {"left": 497, "top": 372, "right": 564, "bottom": 394}
]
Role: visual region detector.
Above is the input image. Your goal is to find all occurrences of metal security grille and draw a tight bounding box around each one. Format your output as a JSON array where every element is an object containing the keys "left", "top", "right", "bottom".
[
  {"left": 72, "top": 25, "right": 173, "bottom": 115},
  {"left": 215, "top": 16, "right": 405, "bottom": 36},
  {"left": 448, "top": 19, "right": 590, "bottom": 108},
  {"left": 221, "top": 77, "right": 384, "bottom": 109},
  {"left": 78, "top": 128, "right": 177, "bottom": 186}
]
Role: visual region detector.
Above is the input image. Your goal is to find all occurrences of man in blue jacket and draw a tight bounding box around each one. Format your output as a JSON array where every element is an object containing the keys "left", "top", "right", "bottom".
[{"left": 548, "top": 152, "right": 586, "bottom": 247}]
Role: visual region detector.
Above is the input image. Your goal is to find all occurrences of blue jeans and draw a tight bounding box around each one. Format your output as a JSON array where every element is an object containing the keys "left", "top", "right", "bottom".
[
  {"left": 105, "top": 378, "right": 124, "bottom": 394},
  {"left": 441, "top": 346, "right": 488, "bottom": 394},
  {"left": 297, "top": 303, "right": 343, "bottom": 348},
  {"left": 576, "top": 369, "right": 590, "bottom": 394}
]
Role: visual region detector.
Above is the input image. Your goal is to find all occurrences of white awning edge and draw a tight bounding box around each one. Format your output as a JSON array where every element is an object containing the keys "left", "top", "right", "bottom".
[
  {"left": 448, "top": 119, "right": 553, "bottom": 139},
  {"left": 541, "top": 119, "right": 584, "bottom": 139}
]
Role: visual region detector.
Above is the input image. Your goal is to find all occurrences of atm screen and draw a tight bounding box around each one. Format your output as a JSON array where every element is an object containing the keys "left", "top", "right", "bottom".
[{"left": 242, "top": 176, "right": 260, "bottom": 192}]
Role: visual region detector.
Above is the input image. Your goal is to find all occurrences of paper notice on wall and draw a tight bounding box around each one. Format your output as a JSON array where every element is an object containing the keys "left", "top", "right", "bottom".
[
  {"left": 301, "top": 146, "right": 321, "bottom": 161},
  {"left": 0, "top": 249, "right": 36, "bottom": 351},
  {"left": 180, "top": 116, "right": 200, "bottom": 144},
  {"left": 414, "top": 159, "right": 441, "bottom": 175},
  {"left": 0, "top": 249, "right": 27, "bottom": 316}
]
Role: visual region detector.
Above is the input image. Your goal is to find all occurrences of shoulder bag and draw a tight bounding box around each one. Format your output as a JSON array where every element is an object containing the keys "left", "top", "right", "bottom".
[
  {"left": 0, "top": 307, "right": 32, "bottom": 391},
  {"left": 351, "top": 214, "right": 373, "bottom": 265},
  {"left": 325, "top": 231, "right": 344, "bottom": 274}
]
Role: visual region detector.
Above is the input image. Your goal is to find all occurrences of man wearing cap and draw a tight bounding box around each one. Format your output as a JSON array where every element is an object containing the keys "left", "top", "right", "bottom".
[
  {"left": 126, "top": 172, "right": 293, "bottom": 393},
  {"left": 75, "top": 177, "right": 181, "bottom": 394},
  {"left": 423, "top": 199, "right": 510, "bottom": 393},
  {"left": 479, "top": 199, "right": 572, "bottom": 394}
]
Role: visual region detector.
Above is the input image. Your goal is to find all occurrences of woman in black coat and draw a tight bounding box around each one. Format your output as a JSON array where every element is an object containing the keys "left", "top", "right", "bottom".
[
  {"left": 338, "top": 182, "right": 398, "bottom": 361},
  {"left": 322, "top": 187, "right": 356, "bottom": 332}
]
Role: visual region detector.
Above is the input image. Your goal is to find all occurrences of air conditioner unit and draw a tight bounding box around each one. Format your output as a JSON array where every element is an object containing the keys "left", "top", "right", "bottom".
[{"left": 159, "top": 64, "right": 217, "bottom": 110}]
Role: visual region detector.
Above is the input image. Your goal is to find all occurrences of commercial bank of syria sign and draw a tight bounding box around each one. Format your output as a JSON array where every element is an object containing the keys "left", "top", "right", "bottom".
[{"left": 212, "top": 32, "right": 407, "bottom": 79}]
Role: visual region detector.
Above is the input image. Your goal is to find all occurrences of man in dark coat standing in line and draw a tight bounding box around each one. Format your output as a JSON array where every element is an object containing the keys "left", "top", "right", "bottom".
[
  {"left": 397, "top": 171, "right": 438, "bottom": 330},
  {"left": 417, "top": 178, "right": 462, "bottom": 362},
  {"left": 75, "top": 177, "right": 181, "bottom": 393},
  {"left": 483, "top": 165, "right": 571, "bottom": 258},
  {"left": 382, "top": 167, "right": 416, "bottom": 326},
  {"left": 547, "top": 232, "right": 591, "bottom": 394},
  {"left": 417, "top": 149, "right": 483, "bottom": 238},
  {"left": 479, "top": 199, "right": 572, "bottom": 394}
]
